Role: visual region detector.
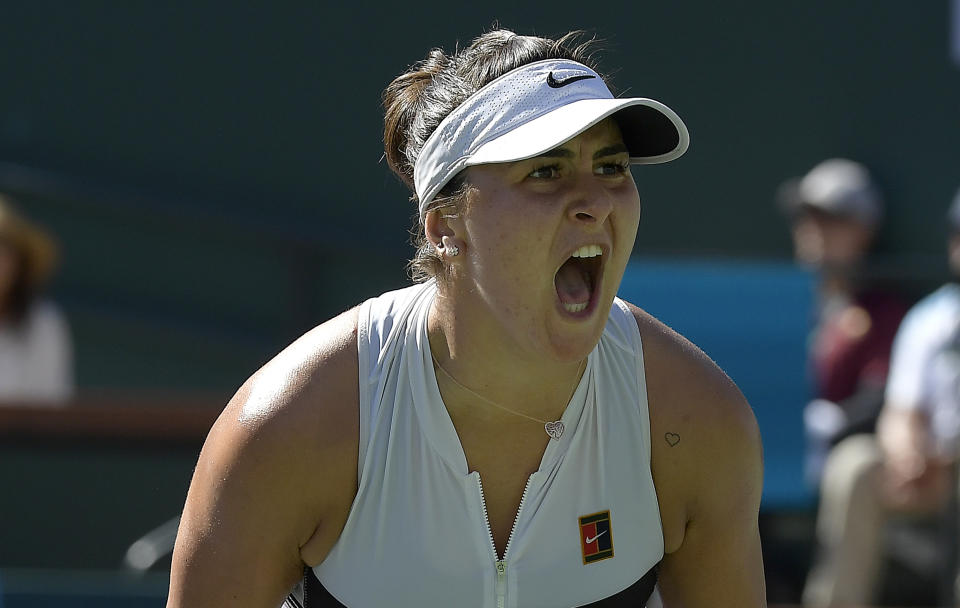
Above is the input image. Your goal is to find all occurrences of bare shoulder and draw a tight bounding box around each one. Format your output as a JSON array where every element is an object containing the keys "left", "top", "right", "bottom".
[
  {"left": 169, "top": 307, "right": 360, "bottom": 606},
  {"left": 623, "top": 302, "right": 767, "bottom": 605},
  {"left": 622, "top": 301, "right": 758, "bottom": 438},
  {"left": 204, "top": 303, "right": 361, "bottom": 534},
  {"left": 200, "top": 305, "right": 361, "bottom": 490},
  {"left": 621, "top": 301, "right": 762, "bottom": 550},
  {"left": 227, "top": 305, "right": 360, "bottom": 444}
]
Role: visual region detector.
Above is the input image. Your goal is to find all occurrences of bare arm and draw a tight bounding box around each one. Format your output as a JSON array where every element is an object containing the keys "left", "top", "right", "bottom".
[
  {"left": 167, "top": 308, "right": 359, "bottom": 607},
  {"left": 877, "top": 406, "right": 932, "bottom": 469},
  {"left": 655, "top": 388, "right": 766, "bottom": 607},
  {"left": 876, "top": 405, "right": 951, "bottom": 509},
  {"left": 627, "top": 303, "right": 766, "bottom": 607}
]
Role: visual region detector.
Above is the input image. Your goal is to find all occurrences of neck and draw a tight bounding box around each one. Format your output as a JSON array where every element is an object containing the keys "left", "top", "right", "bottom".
[{"left": 427, "top": 287, "right": 587, "bottom": 419}]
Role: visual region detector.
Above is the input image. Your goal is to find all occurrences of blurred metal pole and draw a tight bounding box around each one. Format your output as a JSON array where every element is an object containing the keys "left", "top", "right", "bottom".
[
  {"left": 123, "top": 515, "right": 180, "bottom": 573},
  {"left": 953, "top": 0, "right": 960, "bottom": 68}
]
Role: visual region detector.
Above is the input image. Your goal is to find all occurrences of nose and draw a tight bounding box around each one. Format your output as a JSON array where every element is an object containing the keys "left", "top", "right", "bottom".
[{"left": 566, "top": 182, "right": 614, "bottom": 226}]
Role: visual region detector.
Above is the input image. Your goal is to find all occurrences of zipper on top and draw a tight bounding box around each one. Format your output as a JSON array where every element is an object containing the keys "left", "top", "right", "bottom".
[
  {"left": 476, "top": 474, "right": 534, "bottom": 608},
  {"left": 502, "top": 477, "right": 532, "bottom": 561},
  {"left": 496, "top": 560, "right": 506, "bottom": 608}
]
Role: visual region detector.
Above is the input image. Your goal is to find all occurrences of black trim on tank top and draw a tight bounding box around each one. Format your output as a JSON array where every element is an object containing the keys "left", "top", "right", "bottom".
[{"left": 284, "top": 563, "right": 658, "bottom": 607}]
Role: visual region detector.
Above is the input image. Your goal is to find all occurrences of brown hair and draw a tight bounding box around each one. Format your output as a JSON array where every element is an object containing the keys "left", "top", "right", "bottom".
[
  {"left": 382, "top": 29, "right": 604, "bottom": 282},
  {"left": 0, "top": 194, "right": 57, "bottom": 325}
]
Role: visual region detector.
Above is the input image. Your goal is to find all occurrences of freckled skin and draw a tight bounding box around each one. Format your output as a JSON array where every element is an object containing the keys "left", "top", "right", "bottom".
[{"left": 435, "top": 118, "right": 640, "bottom": 366}]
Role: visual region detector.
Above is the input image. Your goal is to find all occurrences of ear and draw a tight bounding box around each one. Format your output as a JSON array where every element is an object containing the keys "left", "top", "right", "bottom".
[{"left": 424, "top": 208, "right": 465, "bottom": 258}]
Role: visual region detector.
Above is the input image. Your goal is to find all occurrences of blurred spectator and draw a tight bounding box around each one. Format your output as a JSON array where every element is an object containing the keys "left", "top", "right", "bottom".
[
  {"left": 0, "top": 194, "right": 73, "bottom": 403},
  {"left": 802, "top": 187, "right": 960, "bottom": 607},
  {"left": 778, "top": 159, "right": 909, "bottom": 485}
]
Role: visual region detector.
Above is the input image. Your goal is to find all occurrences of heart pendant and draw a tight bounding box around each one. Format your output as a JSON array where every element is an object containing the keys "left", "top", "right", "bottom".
[{"left": 544, "top": 420, "right": 565, "bottom": 440}]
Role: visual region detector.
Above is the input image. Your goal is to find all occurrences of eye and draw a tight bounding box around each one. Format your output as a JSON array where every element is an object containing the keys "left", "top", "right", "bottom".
[
  {"left": 594, "top": 160, "right": 630, "bottom": 176},
  {"left": 527, "top": 163, "right": 562, "bottom": 179}
]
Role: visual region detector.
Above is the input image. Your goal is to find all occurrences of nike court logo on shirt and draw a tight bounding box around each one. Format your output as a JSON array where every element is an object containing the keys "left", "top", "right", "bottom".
[{"left": 585, "top": 530, "right": 607, "bottom": 544}]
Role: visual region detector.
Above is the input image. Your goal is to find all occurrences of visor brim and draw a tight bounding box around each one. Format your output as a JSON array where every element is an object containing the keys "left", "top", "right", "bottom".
[{"left": 468, "top": 97, "right": 689, "bottom": 167}]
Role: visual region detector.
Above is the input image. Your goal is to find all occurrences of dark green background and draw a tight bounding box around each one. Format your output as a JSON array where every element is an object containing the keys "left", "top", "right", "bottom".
[
  {"left": 0, "top": 2, "right": 957, "bottom": 584},
  {"left": 2, "top": 2, "right": 958, "bottom": 390}
]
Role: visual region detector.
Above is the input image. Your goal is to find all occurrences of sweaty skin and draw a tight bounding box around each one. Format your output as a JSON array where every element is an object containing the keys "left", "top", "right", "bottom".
[{"left": 167, "top": 121, "right": 766, "bottom": 607}]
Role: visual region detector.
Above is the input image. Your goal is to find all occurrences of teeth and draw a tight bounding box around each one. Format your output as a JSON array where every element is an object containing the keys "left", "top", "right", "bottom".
[
  {"left": 563, "top": 302, "right": 588, "bottom": 313},
  {"left": 571, "top": 244, "right": 602, "bottom": 258}
]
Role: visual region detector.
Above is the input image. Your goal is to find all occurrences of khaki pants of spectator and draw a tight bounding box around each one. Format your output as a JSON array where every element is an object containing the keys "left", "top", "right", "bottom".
[{"left": 803, "top": 434, "right": 886, "bottom": 607}]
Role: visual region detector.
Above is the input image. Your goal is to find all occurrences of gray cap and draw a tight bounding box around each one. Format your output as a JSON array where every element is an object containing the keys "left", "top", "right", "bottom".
[{"left": 783, "top": 158, "right": 883, "bottom": 225}]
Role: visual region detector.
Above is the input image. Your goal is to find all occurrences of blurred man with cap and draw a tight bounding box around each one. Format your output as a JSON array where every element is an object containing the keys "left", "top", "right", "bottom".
[
  {"left": 779, "top": 158, "right": 909, "bottom": 485},
  {"left": 803, "top": 187, "right": 960, "bottom": 607},
  {"left": 785, "top": 158, "right": 884, "bottom": 267}
]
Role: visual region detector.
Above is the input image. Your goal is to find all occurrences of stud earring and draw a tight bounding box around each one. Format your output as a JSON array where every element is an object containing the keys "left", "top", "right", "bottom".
[{"left": 447, "top": 245, "right": 460, "bottom": 257}]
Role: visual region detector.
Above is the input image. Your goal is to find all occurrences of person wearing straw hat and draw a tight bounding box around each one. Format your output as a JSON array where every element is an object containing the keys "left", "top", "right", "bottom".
[
  {"left": 0, "top": 193, "right": 72, "bottom": 403},
  {"left": 169, "top": 29, "right": 766, "bottom": 608}
]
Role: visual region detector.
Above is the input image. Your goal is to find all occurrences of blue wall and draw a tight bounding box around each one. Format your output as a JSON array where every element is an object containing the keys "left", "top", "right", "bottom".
[{"left": 619, "top": 259, "right": 816, "bottom": 509}]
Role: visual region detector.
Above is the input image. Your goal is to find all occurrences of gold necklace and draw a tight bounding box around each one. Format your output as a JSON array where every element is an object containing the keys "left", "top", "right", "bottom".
[{"left": 430, "top": 353, "right": 585, "bottom": 440}]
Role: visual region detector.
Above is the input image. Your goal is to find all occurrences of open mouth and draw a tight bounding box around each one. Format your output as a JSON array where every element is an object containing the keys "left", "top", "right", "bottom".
[{"left": 554, "top": 244, "right": 604, "bottom": 316}]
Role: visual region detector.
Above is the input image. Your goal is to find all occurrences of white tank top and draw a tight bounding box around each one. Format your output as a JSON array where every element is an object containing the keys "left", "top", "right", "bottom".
[{"left": 313, "top": 281, "right": 663, "bottom": 607}]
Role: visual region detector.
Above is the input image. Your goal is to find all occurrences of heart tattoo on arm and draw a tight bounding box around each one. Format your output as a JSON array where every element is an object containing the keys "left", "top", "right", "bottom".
[{"left": 664, "top": 432, "right": 680, "bottom": 447}]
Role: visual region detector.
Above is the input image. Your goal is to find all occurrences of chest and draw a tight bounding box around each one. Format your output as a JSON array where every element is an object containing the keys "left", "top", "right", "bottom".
[
  {"left": 317, "top": 398, "right": 664, "bottom": 608},
  {"left": 456, "top": 423, "right": 552, "bottom": 557}
]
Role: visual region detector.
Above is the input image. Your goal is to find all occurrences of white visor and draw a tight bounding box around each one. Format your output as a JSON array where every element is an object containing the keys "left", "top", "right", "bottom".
[{"left": 413, "top": 59, "right": 689, "bottom": 218}]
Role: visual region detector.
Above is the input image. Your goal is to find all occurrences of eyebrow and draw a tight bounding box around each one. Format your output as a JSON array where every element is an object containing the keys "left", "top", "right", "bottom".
[
  {"left": 535, "top": 142, "right": 630, "bottom": 160},
  {"left": 592, "top": 143, "right": 629, "bottom": 159}
]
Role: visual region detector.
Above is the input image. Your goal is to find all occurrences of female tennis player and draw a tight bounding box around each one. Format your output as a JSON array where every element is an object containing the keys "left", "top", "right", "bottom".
[{"left": 168, "top": 29, "right": 766, "bottom": 607}]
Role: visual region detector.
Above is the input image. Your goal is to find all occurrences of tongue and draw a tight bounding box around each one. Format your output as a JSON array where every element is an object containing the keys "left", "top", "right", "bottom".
[{"left": 554, "top": 259, "right": 591, "bottom": 304}]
